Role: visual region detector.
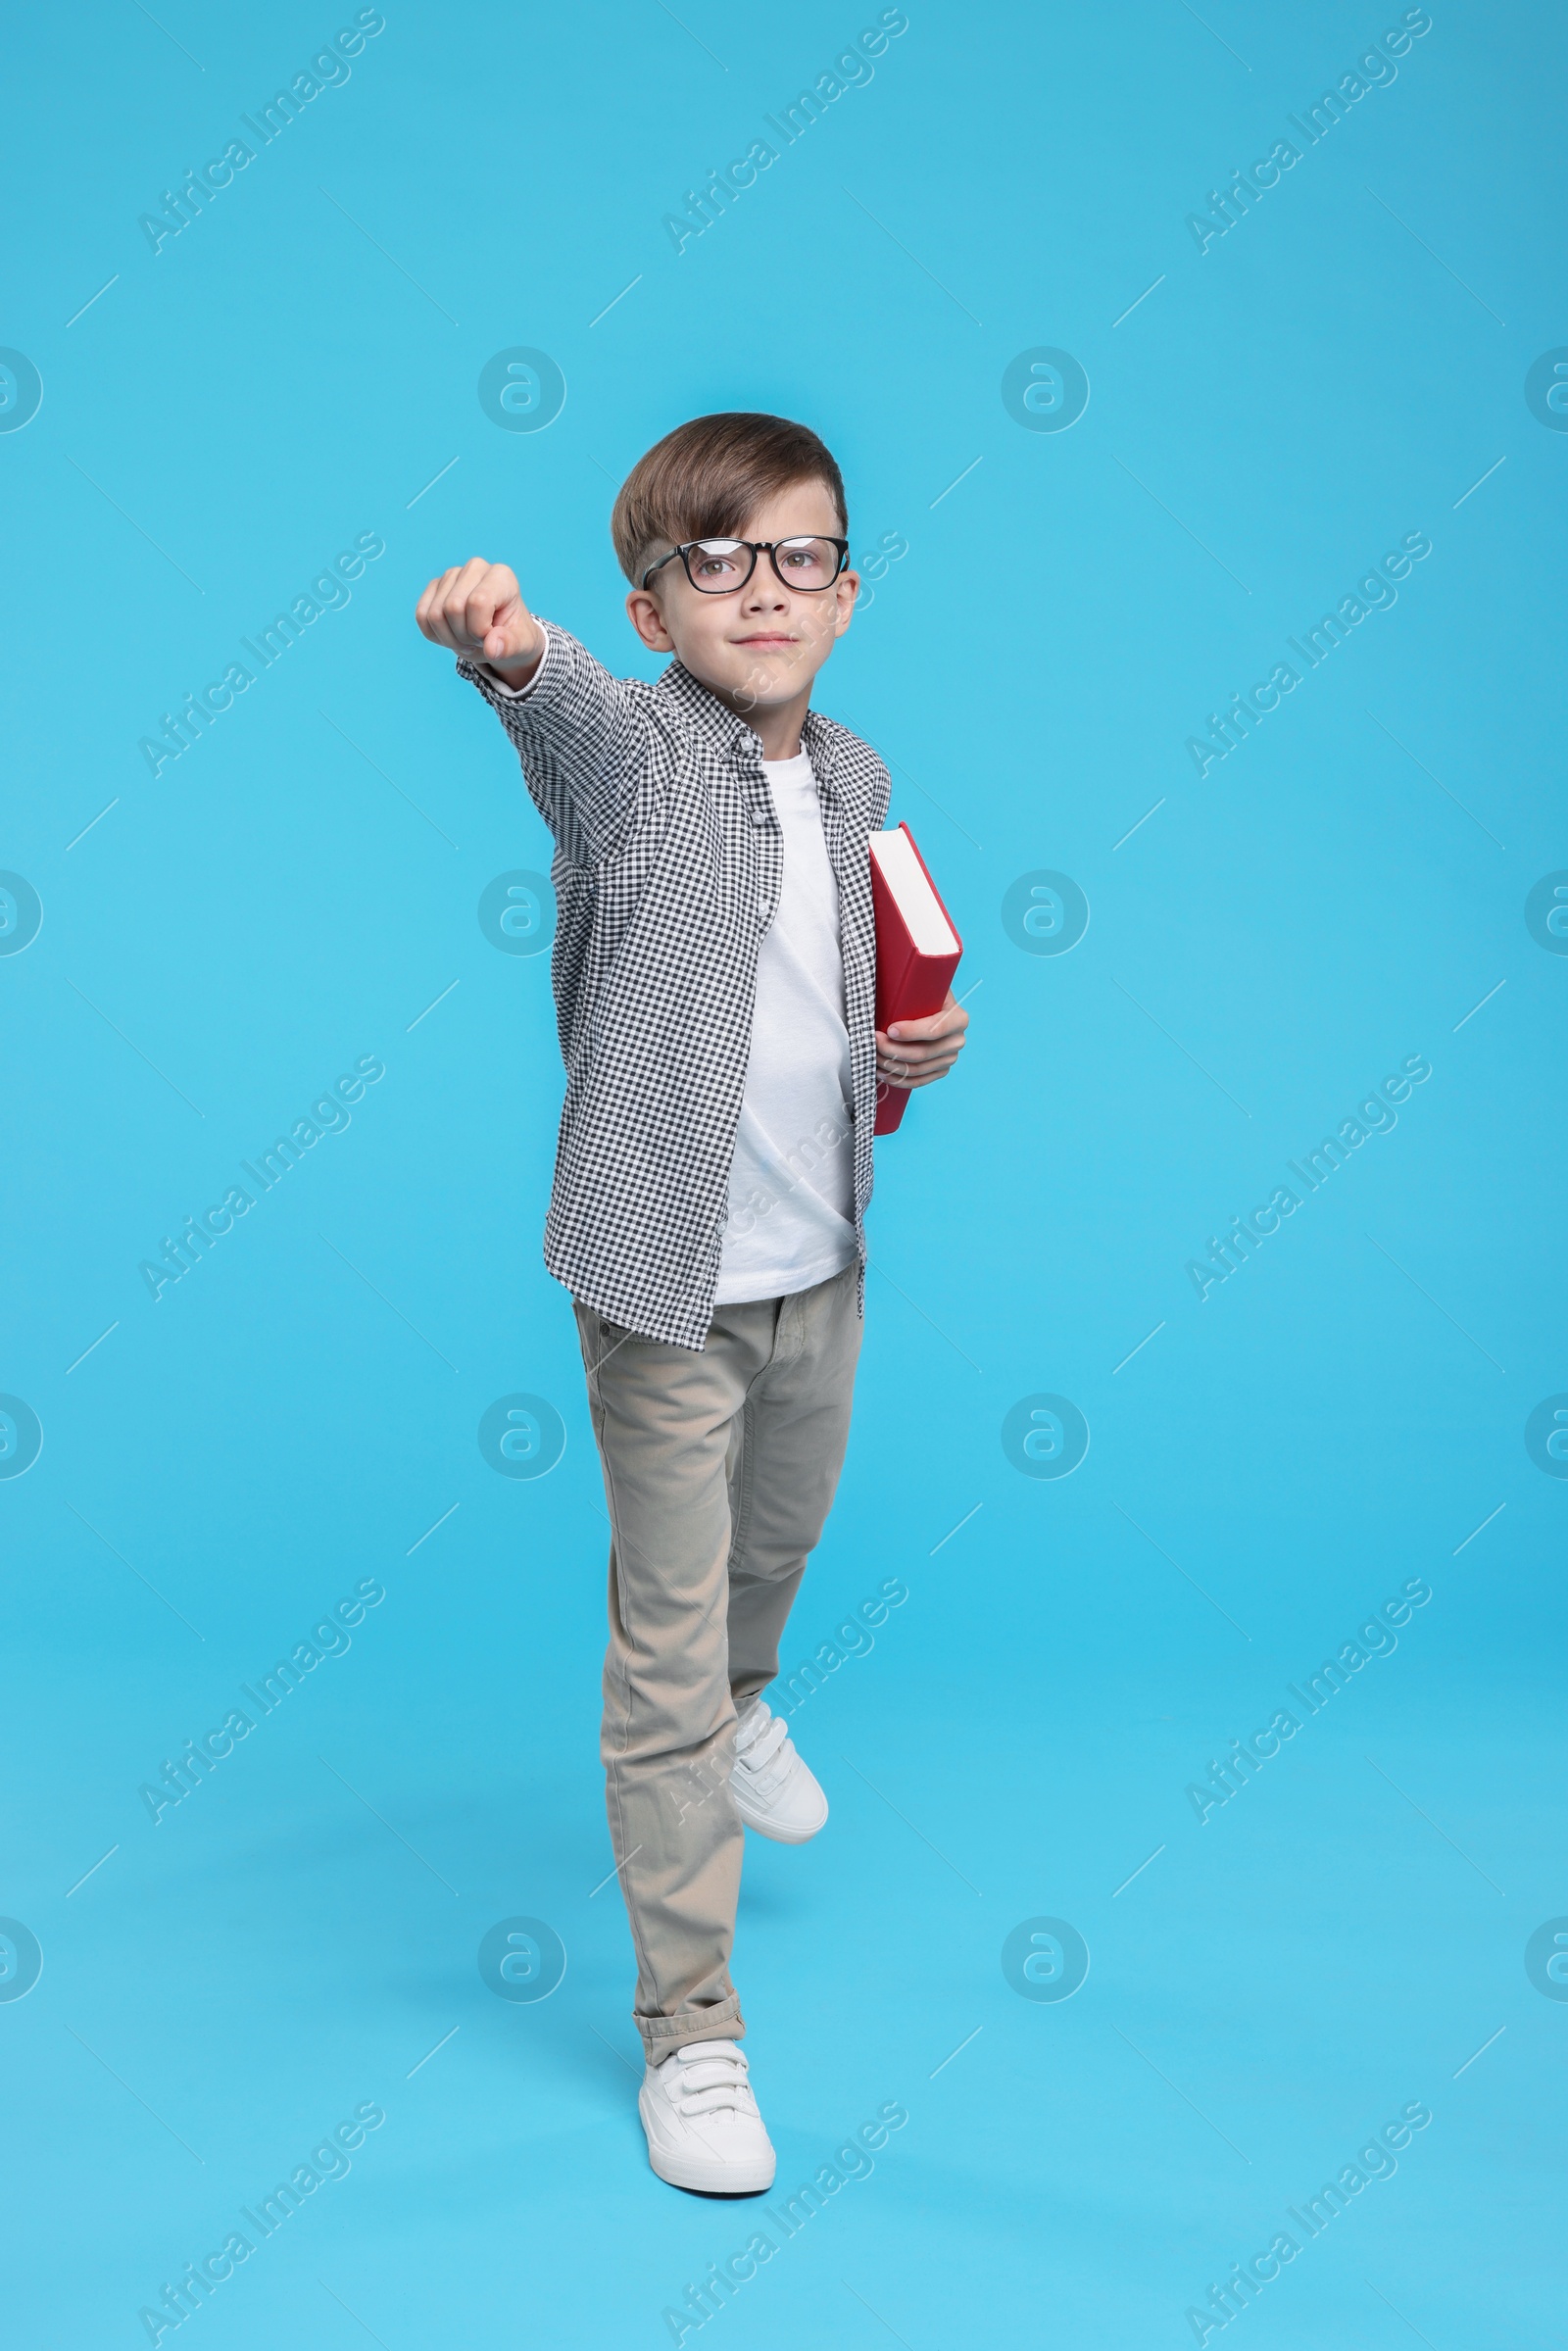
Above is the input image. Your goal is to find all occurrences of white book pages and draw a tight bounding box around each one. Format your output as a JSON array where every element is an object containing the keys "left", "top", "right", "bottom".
[{"left": 870, "top": 828, "right": 958, "bottom": 956}]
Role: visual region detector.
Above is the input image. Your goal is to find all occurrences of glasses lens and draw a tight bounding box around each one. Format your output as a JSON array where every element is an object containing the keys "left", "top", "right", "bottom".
[
  {"left": 684, "top": 539, "right": 754, "bottom": 592},
  {"left": 771, "top": 537, "right": 842, "bottom": 590}
]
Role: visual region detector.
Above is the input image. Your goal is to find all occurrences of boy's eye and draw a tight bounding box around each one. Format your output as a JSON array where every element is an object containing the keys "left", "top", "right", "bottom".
[
  {"left": 692, "top": 540, "right": 744, "bottom": 577},
  {"left": 776, "top": 539, "right": 834, "bottom": 577}
]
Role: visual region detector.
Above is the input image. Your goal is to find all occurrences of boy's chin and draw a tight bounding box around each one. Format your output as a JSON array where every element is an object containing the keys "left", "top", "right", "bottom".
[{"left": 709, "top": 652, "right": 827, "bottom": 707}]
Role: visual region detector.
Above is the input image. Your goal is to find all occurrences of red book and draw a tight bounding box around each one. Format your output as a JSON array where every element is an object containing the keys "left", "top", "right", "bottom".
[{"left": 869, "top": 823, "right": 963, "bottom": 1135}]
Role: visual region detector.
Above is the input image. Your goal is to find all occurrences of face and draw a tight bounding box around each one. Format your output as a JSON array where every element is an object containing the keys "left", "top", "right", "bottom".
[{"left": 624, "top": 483, "right": 858, "bottom": 715}]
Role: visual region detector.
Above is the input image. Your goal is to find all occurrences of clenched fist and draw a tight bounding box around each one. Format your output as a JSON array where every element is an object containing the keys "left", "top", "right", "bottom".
[{"left": 415, "top": 558, "right": 543, "bottom": 678}]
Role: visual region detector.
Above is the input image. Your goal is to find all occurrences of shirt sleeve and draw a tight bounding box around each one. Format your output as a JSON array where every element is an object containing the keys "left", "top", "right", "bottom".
[
  {"left": 469, "top": 634, "right": 553, "bottom": 699},
  {"left": 456, "top": 621, "right": 655, "bottom": 864}
]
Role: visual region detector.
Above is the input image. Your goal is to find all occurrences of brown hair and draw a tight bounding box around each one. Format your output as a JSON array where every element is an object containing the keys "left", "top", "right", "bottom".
[{"left": 611, "top": 412, "right": 848, "bottom": 585}]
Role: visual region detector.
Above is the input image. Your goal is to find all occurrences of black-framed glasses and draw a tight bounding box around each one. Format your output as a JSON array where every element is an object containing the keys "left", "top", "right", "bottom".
[{"left": 640, "top": 536, "right": 851, "bottom": 595}]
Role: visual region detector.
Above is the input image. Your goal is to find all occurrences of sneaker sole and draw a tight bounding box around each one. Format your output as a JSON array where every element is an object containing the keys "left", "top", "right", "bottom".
[
  {"left": 645, "top": 2139, "right": 777, "bottom": 2194},
  {"left": 733, "top": 1795, "right": 828, "bottom": 1843}
]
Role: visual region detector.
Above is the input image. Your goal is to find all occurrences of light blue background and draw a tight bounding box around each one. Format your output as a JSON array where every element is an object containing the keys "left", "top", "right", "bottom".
[{"left": 3, "top": 2, "right": 1564, "bottom": 2343}]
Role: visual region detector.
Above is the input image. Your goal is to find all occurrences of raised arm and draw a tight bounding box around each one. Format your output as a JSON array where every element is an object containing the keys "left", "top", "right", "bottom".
[{"left": 415, "top": 557, "right": 650, "bottom": 861}]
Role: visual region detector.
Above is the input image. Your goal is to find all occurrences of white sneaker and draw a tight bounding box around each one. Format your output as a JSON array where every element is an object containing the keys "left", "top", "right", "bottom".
[
  {"left": 731, "top": 1699, "right": 828, "bottom": 1843},
  {"left": 639, "top": 2039, "right": 776, "bottom": 2193}
]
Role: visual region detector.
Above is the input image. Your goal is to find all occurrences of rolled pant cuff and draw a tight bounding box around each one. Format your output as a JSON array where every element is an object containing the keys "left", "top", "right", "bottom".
[{"left": 638, "top": 1994, "right": 745, "bottom": 2062}]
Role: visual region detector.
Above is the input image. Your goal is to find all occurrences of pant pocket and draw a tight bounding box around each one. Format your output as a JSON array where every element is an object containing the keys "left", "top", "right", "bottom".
[{"left": 592, "top": 1316, "right": 651, "bottom": 1366}]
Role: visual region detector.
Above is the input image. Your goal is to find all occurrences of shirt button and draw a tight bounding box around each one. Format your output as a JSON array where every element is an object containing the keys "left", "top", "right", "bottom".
[{"left": 749, "top": 808, "right": 769, "bottom": 828}]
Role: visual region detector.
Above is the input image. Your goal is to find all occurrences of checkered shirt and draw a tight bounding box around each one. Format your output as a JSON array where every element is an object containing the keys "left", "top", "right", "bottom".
[{"left": 458, "top": 623, "right": 892, "bottom": 1349}]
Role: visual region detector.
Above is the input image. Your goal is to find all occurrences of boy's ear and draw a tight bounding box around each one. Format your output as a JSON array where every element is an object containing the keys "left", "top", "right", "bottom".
[
  {"left": 625, "top": 585, "right": 675, "bottom": 652},
  {"left": 833, "top": 565, "right": 861, "bottom": 636}
]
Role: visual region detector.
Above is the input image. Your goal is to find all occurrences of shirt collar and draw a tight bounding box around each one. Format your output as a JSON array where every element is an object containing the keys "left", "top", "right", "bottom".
[{"left": 659, "top": 659, "right": 839, "bottom": 784}]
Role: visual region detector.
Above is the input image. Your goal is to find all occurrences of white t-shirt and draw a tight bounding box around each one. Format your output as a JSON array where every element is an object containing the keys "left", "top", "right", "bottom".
[{"left": 713, "top": 751, "right": 858, "bottom": 1304}]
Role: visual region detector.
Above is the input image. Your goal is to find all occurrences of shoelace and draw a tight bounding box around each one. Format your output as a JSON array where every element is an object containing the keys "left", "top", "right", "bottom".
[
  {"left": 665, "top": 2041, "right": 756, "bottom": 2119},
  {"left": 733, "top": 1705, "right": 792, "bottom": 1786}
]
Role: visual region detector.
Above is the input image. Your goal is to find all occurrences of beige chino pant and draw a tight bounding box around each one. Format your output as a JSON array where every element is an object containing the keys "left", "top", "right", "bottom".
[{"left": 573, "top": 1263, "right": 862, "bottom": 2062}]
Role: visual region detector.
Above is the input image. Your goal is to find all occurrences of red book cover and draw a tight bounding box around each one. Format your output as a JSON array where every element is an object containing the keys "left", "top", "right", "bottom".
[{"left": 869, "top": 823, "right": 963, "bottom": 1135}]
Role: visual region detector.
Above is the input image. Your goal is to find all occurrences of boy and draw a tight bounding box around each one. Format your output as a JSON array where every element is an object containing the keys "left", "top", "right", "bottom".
[{"left": 416, "top": 413, "right": 967, "bottom": 2191}]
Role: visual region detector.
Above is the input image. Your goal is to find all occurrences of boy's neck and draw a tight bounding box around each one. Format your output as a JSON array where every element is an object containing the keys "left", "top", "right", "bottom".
[{"left": 696, "top": 676, "right": 811, "bottom": 762}]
